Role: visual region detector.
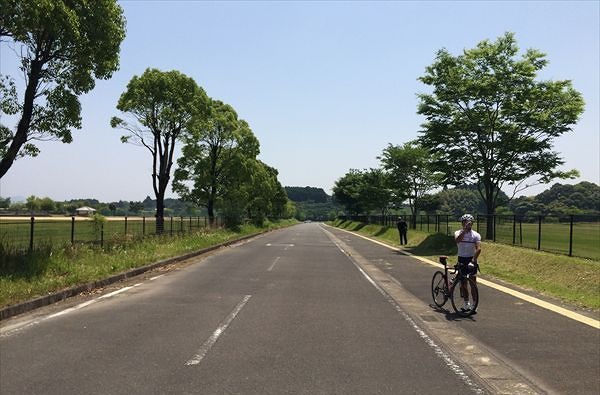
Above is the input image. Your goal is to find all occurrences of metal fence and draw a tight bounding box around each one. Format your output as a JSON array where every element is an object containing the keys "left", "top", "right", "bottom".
[
  {"left": 337, "top": 214, "right": 600, "bottom": 260},
  {"left": 0, "top": 216, "right": 223, "bottom": 252}
]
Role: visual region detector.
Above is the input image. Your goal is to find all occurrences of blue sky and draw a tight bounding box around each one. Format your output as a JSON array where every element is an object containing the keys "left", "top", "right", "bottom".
[{"left": 1, "top": 0, "right": 598, "bottom": 202}]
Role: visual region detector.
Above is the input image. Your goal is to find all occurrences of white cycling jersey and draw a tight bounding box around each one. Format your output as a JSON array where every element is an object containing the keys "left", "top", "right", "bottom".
[{"left": 454, "top": 229, "right": 481, "bottom": 257}]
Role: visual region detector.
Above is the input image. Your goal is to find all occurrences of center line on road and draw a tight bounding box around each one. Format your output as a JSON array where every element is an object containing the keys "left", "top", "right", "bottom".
[
  {"left": 268, "top": 257, "right": 281, "bottom": 272},
  {"left": 185, "top": 295, "right": 252, "bottom": 366}
]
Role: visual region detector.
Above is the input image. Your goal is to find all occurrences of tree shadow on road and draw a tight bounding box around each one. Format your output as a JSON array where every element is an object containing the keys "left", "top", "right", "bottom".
[{"left": 402, "top": 233, "right": 458, "bottom": 257}]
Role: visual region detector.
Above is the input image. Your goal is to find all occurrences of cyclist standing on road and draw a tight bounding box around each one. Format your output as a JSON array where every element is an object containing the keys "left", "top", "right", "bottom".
[{"left": 454, "top": 214, "right": 481, "bottom": 311}]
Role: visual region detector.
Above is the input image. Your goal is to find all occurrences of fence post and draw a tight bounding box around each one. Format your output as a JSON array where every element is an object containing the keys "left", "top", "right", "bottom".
[
  {"left": 569, "top": 215, "right": 574, "bottom": 257},
  {"left": 101, "top": 223, "right": 104, "bottom": 249},
  {"left": 71, "top": 216, "right": 75, "bottom": 244},
  {"left": 537, "top": 216, "right": 542, "bottom": 250},
  {"left": 189, "top": 216, "right": 192, "bottom": 232},
  {"left": 29, "top": 216, "right": 35, "bottom": 252},
  {"left": 519, "top": 218, "right": 523, "bottom": 245},
  {"left": 143, "top": 216, "right": 146, "bottom": 236},
  {"left": 170, "top": 216, "right": 173, "bottom": 236},
  {"left": 180, "top": 216, "right": 183, "bottom": 233},
  {"left": 512, "top": 216, "right": 516, "bottom": 245},
  {"left": 124, "top": 216, "right": 128, "bottom": 235}
]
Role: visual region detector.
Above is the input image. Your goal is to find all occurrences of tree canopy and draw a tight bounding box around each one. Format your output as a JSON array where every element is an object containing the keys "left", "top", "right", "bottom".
[
  {"left": 0, "top": 0, "right": 126, "bottom": 178},
  {"left": 173, "top": 99, "right": 260, "bottom": 224},
  {"left": 284, "top": 186, "right": 329, "bottom": 203},
  {"left": 378, "top": 141, "right": 439, "bottom": 226},
  {"left": 417, "top": 32, "right": 584, "bottom": 237},
  {"left": 111, "top": 68, "right": 209, "bottom": 230}
]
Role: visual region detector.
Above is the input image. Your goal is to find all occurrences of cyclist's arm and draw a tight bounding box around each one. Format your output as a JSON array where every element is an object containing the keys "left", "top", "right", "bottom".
[{"left": 473, "top": 240, "right": 481, "bottom": 262}]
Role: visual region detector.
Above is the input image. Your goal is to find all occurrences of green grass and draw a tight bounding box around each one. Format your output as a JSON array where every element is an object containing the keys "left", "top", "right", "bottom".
[
  {"left": 0, "top": 219, "right": 297, "bottom": 309},
  {"left": 331, "top": 220, "right": 600, "bottom": 310},
  {"left": 0, "top": 217, "right": 212, "bottom": 249}
]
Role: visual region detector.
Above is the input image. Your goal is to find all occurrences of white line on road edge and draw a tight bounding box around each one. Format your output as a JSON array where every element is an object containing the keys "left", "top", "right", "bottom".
[
  {"left": 322, "top": 229, "right": 484, "bottom": 394},
  {"left": 185, "top": 295, "right": 252, "bottom": 366},
  {"left": 268, "top": 257, "right": 281, "bottom": 272},
  {"left": 1, "top": 283, "right": 143, "bottom": 338},
  {"left": 325, "top": 224, "right": 600, "bottom": 330}
]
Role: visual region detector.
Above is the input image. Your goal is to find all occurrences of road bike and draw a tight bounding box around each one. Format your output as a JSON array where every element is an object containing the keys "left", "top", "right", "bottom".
[{"left": 431, "top": 256, "right": 479, "bottom": 317}]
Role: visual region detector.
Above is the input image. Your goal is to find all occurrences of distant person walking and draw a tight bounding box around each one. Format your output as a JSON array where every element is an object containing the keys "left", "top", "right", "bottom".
[{"left": 397, "top": 217, "right": 408, "bottom": 245}]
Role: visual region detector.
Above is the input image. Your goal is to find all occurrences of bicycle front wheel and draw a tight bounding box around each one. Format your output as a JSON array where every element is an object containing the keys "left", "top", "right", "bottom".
[
  {"left": 431, "top": 271, "right": 448, "bottom": 308},
  {"left": 450, "top": 277, "right": 479, "bottom": 317}
]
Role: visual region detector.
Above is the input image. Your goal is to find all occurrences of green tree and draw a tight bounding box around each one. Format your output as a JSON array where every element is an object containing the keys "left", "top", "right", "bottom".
[
  {"left": 437, "top": 187, "right": 483, "bottom": 219},
  {"left": 0, "top": 0, "right": 126, "bottom": 178},
  {"left": 0, "top": 196, "right": 10, "bottom": 209},
  {"left": 129, "top": 201, "right": 144, "bottom": 215},
  {"left": 39, "top": 196, "right": 55, "bottom": 212},
  {"left": 360, "top": 168, "right": 392, "bottom": 217},
  {"left": 173, "top": 100, "right": 260, "bottom": 225},
  {"left": 111, "top": 68, "right": 209, "bottom": 232},
  {"left": 417, "top": 32, "right": 584, "bottom": 238},
  {"left": 25, "top": 195, "right": 40, "bottom": 213},
  {"left": 332, "top": 169, "right": 367, "bottom": 216},
  {"left": 379, "top": 141, "right": 440, "bottom": 228},
  {"left": 416, "top": 194, "right": 441, "bottom": 215}
]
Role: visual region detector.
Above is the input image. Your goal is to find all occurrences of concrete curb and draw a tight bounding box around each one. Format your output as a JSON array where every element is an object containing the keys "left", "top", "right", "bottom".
[{"left": 0, "top": 231, "right": 265, "bottom": 321}]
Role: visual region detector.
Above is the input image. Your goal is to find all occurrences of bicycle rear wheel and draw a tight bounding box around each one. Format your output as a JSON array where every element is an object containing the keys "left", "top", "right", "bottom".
[
  {"left": 431, "top": 271, "right": 448, "bottom": 307},
  {"left": 450, "top": 277, "right": 479, "bottom": 317}
]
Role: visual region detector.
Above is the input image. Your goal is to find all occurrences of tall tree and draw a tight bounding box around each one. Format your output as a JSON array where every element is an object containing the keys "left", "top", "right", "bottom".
[
  {"left": 0, "top": 0, "right": 126, "bottom": 178},
  {"left": 332, "top": 169, "right": 367, "bottom": 216},
  {"left": 379, "top": 141, "right": 439, "bottom": 228},
  {"left": 173, "top": 100, "right": 260, "bottom": 224},
  {"left": 111, "top": 68, "right": 209, "bottom": 232},
  {"left": 360, "top": 168, "right": 392, "bottom": 217},
  {"left": 417, "top": 32, "right": 584, "bottom": 238}
]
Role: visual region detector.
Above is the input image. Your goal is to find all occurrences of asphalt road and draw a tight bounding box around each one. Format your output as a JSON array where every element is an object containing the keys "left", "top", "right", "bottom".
[{"left": 1, "top": 223, "right": 598, "bottom": 394}]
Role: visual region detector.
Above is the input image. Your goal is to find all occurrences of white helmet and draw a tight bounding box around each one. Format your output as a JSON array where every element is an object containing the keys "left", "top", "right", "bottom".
[{"left": 460, "top": 214, "right": 474, "bottom": 222}]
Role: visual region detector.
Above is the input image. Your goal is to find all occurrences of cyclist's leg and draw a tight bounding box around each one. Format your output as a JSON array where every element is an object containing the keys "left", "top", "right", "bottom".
[{"left": 457, "top": 257, "right": 471, "bottom": 309}]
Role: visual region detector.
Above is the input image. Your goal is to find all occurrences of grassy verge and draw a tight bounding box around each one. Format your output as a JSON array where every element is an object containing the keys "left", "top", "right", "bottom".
[
  {"left": 0, "top": 219, "right": 297, "bottom": 308},
  {"left": 331, "top": 220, "right": 600, "bottom": 311}
]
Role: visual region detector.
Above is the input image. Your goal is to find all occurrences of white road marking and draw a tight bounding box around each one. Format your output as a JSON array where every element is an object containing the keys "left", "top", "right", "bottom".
[
  {"left": 326, "top": 224, "right": 600, "bottom": 330},
  {"left": 268, "top": 257, "right": 281, "bottom": 272},
  {"left": 186, "top": 295, "right": 252, "bottom": 366},
  {"left": 150, "top": 275, "right": 165, "bottom": 281},
  {"left": 1, "top": 284, "right": 142, "bottom": 338},
  {"left": 323, "top": 229, "right": 484, "bottom": 394}
]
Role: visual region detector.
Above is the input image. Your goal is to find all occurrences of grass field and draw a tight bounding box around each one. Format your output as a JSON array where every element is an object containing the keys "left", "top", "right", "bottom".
[
  {"left": 0, "top": 216, "right": 213, "bottom": 250},
  {"left": 332, "top": 220, "right": 600, "bottom": 311}
]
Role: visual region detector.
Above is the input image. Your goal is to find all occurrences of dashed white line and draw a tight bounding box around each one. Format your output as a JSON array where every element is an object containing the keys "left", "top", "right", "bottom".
[
  {"left": 185, "top": 295, "right": 252, "bottom": 366},
  {"left": 268, "top": 257, "right": 281, "bottom": 272}
]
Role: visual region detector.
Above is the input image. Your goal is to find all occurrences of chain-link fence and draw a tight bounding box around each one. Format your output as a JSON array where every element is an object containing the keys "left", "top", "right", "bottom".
[{"left": 337, "top": 214, "right": 600, "bottom": 260}]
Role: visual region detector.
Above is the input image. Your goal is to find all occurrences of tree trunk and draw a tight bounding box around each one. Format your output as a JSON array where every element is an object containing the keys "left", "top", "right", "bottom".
[
  {"left": 485, "top": 201, "right": 495, "bottom": 240},
  {"left": 155, "top": 194, "right": 165, "bottom": 234},
  {"left": 0, "top": 59, "right": 42, "bottom": 179},
  {"left": 207, "top": 199, "right": 215, "bottom": 226}
]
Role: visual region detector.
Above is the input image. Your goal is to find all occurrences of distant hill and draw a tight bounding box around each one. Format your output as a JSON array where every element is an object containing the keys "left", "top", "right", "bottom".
[
  {"left": 284, "top": 186, "right": 341, "bottom": 221},
  {"left": 284, "top": 186, "right": 330, "bottom": 203}
]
